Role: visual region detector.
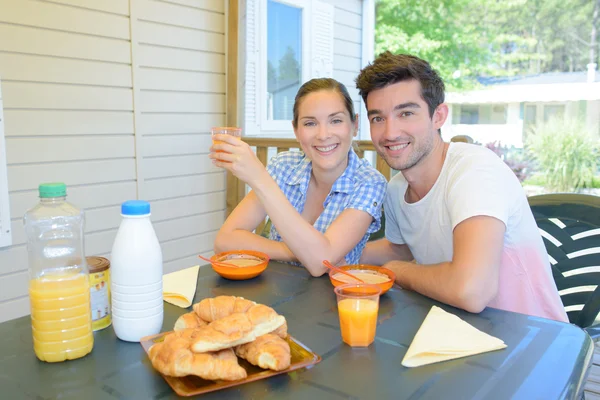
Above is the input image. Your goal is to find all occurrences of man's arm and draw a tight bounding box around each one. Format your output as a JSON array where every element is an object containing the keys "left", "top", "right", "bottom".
[
  {"left": 384, "top": 215, "right": 505, "bottom": 313},
  {"left": 360, "top": 238, "right": 413, "bottom": 265}
]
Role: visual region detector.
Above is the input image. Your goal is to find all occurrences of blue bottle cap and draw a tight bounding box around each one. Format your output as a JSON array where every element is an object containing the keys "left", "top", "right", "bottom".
[{"left": 121, "top": 200, "right": 151, "bottom": 216}]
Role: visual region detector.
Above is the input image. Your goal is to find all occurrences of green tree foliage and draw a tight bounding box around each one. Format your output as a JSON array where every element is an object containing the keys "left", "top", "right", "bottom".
[{"left": 376, "top": 0, "right": 599, "bottom": 90}]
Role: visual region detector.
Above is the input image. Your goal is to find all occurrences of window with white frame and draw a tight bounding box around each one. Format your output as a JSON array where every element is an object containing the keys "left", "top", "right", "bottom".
[{"left": 244, "top": 0, "right": 334, "bottom": 136}]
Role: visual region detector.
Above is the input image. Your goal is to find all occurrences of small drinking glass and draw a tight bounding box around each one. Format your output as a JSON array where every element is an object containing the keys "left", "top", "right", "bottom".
[
  {"left": 211, "top": 127, "right": 242, "bottom": 153},
  {"left": 335, "top": 283, "right": 381, "bottom": 347}
]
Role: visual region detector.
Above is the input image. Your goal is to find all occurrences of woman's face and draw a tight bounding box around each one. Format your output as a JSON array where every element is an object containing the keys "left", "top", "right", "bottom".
[{"left": 293, "top": 90, "right": 357, "bottom": 175}]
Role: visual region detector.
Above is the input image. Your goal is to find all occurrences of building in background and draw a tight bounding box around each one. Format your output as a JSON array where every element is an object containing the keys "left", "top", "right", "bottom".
[{"left": 443, "top": 65, "right": 600, "bottom": 147}]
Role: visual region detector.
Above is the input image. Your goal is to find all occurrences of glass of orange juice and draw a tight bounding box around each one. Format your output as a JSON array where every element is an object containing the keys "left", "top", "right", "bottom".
[
  {"left": 335, "top": 283, "right": 382, "bottom": 347},
  {"left": 211, "top": 127, "right": 242, "bottom": 153}
]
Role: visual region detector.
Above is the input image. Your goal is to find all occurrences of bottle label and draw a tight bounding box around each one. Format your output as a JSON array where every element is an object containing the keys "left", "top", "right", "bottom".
[{"left": 89, "top": 270, "right": 111, "bottom": 331}]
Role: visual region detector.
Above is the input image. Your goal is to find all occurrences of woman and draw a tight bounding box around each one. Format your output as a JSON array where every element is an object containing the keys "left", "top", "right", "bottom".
[{"left": 210, "top": 78, "right": 387, "bottom": 276}]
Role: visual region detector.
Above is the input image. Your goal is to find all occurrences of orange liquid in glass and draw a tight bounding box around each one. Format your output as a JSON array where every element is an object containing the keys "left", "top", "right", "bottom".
[
  {"left": 212, "top": 135, "right": 241, "bottom": 153},
  {"left": 338, "top": 298, "right": 378, "bottom": 347},
  {"left": 29, "top": 273, "right": 94, "bottom": 362}
]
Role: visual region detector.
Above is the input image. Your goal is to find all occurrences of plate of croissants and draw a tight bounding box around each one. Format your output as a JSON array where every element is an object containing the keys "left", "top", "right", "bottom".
[{"left": 141, "top": 295, "right": 321, "bottom": 396}]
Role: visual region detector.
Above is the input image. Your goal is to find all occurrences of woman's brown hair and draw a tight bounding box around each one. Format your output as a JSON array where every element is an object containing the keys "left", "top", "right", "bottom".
[{"left": 292, "top": 78, "right": 356, "bottom": 128}]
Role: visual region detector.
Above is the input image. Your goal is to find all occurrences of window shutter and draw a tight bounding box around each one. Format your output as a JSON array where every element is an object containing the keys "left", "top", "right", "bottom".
[
  {"left": 0, "top": 79, "right": 12, "bottom": 248},
  {"left": 244, "top": 0, "right": 261, "bottom": 136},
  {"left": 310, "top": 1, "right": 334, "bottom": 78}
]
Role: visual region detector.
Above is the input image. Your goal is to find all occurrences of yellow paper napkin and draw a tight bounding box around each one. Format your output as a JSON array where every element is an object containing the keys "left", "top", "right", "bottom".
[
  {"left": 401, "top": 306, "right": 507, "bottom": 368},
  {"left": 162, "top": 265, "right": 200, "bottom": 308}
]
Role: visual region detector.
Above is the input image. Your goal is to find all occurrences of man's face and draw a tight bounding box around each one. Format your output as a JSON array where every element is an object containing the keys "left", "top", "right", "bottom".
[{"left": 366, "top": 80, "right": 444, "bottom": 171}]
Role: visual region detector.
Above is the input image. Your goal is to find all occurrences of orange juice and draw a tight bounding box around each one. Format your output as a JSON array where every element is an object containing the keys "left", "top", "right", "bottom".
[
  {"left": 211, "top": 127, "right": 242, "bottom": 153},
  {"left": 29, "top": 272, "right": 94, "bottom": 362},
  {"left": 212, "top": 135, "right": 242, "bottom": 153},
  {"left": 338, "top": 298, "right": 378, "bottom": 347}
]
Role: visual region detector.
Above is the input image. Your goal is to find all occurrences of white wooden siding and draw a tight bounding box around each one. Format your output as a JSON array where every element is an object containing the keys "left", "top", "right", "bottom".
[
  {"left": 0, "top": 0, "right": 229, "bottom": 322},
  {"left": 136, "top": 45, "right": 225, "bottom": 72},
  {"left": 130, "top": 0, "right": 226, "bottom": 276},
  {"left": 327, "top": 0, "right": 363, "bottom": 129},
  {"left": 0, "top": 83, "right": 11, "bottom": 249},
  {"left": 42, "top": 0, "right": 131, "bottom": 16},
  {"left": 0, "top": 24, "right": 131, "bottom": 63},
  {"left": 326, "top": 0, "right": 362, "bottom": 14},
  {"left": 4, "top": 110, "right": 134, "bottom": 136},
  {"left": 0, "top": 0, "right": 135, "bottom": 322}
]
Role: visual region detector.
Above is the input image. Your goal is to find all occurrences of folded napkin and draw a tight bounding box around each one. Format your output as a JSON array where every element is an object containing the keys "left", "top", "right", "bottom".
[
  {"left": 401, "top": 306, "right": 507, "bottom": 368},
  {"left": 162, "top": 265, "right": 200, "bottom": 308}
]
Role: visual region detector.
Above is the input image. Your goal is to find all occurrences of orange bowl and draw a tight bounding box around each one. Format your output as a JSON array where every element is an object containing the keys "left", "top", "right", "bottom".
[
  {"left": 328, "top": 265, "right": 395, "bottom": 294},
  {"left": 210, "top": 250, "right": 269, "bottom": 280}
]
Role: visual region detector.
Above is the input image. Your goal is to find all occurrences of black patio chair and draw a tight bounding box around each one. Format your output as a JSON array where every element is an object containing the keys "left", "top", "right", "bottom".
[{"left": 528, "top": 193, "right": 600, "bottom": 338}]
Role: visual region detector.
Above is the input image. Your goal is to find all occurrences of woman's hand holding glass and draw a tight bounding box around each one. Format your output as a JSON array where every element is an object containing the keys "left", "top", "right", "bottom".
[{"left": 209, "top": 134, "right": 270, "bottom": 188}]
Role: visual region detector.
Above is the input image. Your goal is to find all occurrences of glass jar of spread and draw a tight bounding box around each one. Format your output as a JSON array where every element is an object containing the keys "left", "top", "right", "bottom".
[{"left": 86, "top": 256, "right": 111, "bottom": 331}]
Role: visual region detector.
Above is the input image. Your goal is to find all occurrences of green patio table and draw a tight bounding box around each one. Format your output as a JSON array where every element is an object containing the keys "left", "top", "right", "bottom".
[{"left": 0, "top": 261, "right": 593, "bottom": 399}]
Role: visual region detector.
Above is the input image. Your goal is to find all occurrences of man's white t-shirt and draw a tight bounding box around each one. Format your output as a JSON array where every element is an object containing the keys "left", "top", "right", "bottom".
[{"left": 385, "top": 143, "right": 568, "bottom": 322}]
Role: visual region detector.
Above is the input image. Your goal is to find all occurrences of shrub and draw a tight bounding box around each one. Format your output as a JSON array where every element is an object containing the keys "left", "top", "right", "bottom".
[
  {"left": 484, "top": 141, "right": 531, "bottom": 182},
  {"left": 525, "top": 117, "right": 599, "bottom": 192}
]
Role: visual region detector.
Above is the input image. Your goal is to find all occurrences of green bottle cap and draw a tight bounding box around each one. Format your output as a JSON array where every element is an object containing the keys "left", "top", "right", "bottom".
[{"left": 39, "top": 182, "right": 67, "bottom": 198}]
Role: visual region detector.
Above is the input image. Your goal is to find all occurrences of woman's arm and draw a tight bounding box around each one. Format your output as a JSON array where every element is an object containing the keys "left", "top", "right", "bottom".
[
  {"left": 210, "top": 135, "right": 379, "bottom": 276},
  {"left": 251, "top": 173, "right": 374, "bottom": 276},
  {"left": 214, "top": 190, "right": 297, "bottom": 262}
]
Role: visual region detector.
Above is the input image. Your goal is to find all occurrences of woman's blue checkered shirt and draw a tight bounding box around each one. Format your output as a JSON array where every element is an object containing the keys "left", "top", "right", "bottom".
[{"left": 265, "top": 149, "right": 387, "bottom": 265}]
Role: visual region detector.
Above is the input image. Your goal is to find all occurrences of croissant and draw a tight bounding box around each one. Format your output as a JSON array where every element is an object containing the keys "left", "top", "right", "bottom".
[
  {"left": 193, "top": 296, "right": 256, "bottom": 322},
  {"left": 191, "top": 296, "right": 287, "bottom": 338},
  {"left": 148, "top": 330, "right": 247, "bottom": 381},
  {"left": 272, "top": 321, "right": 288, "bottom": 339},
  {"left": 174, "top": 311, "right": 208, "bottom": 331},
  {"left": 235, "top": 333, "right": 291, "bottom": 371},
  {"left": 190, "top": 304, "right": 286, "bottom": 353}
]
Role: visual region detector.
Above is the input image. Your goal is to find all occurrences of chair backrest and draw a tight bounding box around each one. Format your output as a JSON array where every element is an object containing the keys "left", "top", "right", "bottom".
[
  {"left": 528, "top": 193, "right": 600, "bottom": 328},
  {"left": 450, "top": 135, "right": 474, "bottom": 144},
  {"left": 368, "top": 209, "right": 386, "bottom": 241}
]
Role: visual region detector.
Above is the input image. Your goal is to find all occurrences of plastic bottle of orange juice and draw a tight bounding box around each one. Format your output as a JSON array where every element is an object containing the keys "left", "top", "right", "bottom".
[{"left": 24, "top": 182, "right": 93, "bottom": 362}]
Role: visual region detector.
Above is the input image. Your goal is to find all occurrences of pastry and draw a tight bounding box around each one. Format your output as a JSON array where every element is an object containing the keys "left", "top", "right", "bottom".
[
  {"left": 148, "top": 331, "right": 247, "bottom": 380},
  {"left": 190, "top": 304, "right": 286, "bottom": 353},
  {"left": 235, "top": 333, "right": 291, "bottom": 371},
  {"left": 272, "top": 321, "right": 288, "bottom": 339},
  {"left": 174, "top": 311, "right": 207, "bottom": 331},
  {"left": 193, "top": 296, "right": 256, "bottom": 322}
]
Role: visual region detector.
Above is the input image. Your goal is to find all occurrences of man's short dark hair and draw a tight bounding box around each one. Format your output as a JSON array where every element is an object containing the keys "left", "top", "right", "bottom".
[{"left": 355, "top": 51, "right": 445, "bottom": 118}]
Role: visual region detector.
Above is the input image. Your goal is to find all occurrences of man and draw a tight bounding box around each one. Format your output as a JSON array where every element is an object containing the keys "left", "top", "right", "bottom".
[{"left": 357, "top": 52, "right": 567, "bottom": 322}]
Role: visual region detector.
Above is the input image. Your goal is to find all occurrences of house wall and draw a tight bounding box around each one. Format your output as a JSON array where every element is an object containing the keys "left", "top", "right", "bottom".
[
  {"left": 443, "top": 102, "right": 524, "bottom": 147},
  {"left": 328, "top": 0, "right": 364, "bottom": 123},
  {"left": 0, "top": 0, "right": 226, "bottom": 323},
  {"left": 586, "top": 100, "right": 600, "bottom": 138},
  {"left": 129, "top": 0, "right": 226, "bottom": 274}
]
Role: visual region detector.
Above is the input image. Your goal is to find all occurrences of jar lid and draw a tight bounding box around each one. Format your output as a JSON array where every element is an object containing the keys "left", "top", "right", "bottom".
[
  {"left": 87, "top": 256, "right": 110, "bottom": 273},
  {"left": 121, "top": 200, "right": 151, "bottom": 216},
  {"left": 39, "top": 182, "right": 66, "bottom": 198}
]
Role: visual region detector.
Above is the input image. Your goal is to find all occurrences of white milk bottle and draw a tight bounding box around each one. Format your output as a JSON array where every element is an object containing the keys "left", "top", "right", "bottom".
[{"left": 110, "top": 200, "right": 163, "bottom": 342}]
